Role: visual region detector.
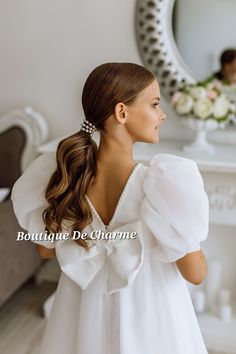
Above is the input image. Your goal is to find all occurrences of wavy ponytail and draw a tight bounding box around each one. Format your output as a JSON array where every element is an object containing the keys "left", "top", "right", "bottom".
[
  {"left": 42, "top": 62, "right": 155, "bottom": 250},
  {"left": 43, "top": 130, "right": 98, "bottom": 250}
]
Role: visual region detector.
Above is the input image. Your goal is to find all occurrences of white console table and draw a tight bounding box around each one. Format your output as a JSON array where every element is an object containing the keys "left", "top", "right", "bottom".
[{"left": 38, "top": 137, "right": 236, "bottom": 353}]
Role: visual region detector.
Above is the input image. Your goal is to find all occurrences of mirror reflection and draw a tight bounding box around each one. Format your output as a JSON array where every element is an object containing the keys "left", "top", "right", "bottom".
[{"left": 172, "top": 0, "right": 236, "bottom": 89}]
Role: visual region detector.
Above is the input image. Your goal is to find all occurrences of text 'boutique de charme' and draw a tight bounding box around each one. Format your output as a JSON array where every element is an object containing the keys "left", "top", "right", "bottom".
[{"left": 16, "top": 230, "right": 138, "bottom": 242}]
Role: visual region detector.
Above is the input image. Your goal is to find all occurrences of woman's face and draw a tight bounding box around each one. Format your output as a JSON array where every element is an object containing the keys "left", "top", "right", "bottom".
[
  {"left": 225, "top": 58, "right": 236, "bottom": 84},
  {"left": 125, "top": 80, "right": 166, "bottom": 144}
]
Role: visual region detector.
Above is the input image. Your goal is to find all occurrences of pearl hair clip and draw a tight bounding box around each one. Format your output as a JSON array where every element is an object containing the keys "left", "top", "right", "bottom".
[{"left": 80, "top": 118, "right": 97, "bottom": 136}]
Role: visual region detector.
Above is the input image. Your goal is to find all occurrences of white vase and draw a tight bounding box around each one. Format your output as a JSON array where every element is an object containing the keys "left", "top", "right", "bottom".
[{"left": 180, "top": 117, "right": 228, "bottom": 154}]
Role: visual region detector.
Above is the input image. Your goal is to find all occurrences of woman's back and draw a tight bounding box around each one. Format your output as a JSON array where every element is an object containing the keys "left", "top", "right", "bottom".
[{"left": 86, "top": 160, "right": 138, "bottom": 226}]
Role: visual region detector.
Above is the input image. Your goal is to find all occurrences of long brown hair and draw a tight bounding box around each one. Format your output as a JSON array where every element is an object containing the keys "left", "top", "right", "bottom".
[{"left": 42, "top": 62, "right": 155, "bottom": 250}]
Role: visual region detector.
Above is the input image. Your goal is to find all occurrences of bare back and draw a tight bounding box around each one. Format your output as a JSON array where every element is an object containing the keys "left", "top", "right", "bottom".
[{"left": 86, "top": 162, "right": 138, "bottom": 226}]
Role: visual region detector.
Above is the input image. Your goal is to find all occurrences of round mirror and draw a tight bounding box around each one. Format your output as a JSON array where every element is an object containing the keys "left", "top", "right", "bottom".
[
  {"left": 136, "top": 0, "right": 236, "bottom": 99},
  {"left": 172, "top": 0, "right": 236, "bottom": 81}
]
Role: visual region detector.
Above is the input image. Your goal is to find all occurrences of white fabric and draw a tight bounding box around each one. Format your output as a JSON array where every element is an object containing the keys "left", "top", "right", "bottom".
[
  {"left": 11, "top": 151, "right": 209, "bottom": 354},
  {"left": 141, "top": 153, "right": 209, "bottom": 263}
]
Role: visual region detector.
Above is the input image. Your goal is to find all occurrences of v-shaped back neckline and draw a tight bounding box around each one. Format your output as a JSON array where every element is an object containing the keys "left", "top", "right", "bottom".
[{"left": 85, "top": 163, "right": 141, "bottom": 230}]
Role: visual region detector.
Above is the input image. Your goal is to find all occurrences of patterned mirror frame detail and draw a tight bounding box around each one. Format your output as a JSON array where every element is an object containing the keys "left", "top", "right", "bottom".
[{"left": 136, "top": 0, "right": 198, "bottom": 98}]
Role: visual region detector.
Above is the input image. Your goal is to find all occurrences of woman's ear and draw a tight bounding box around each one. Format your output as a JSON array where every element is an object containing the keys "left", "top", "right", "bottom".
[{"left": 114, "top": 102, "right": 127, "bottom": 124}]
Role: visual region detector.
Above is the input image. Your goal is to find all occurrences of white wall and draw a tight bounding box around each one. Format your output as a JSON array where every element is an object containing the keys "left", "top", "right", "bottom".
[{"left": 0, "top": 0, "right": 190, "bottom": 141}]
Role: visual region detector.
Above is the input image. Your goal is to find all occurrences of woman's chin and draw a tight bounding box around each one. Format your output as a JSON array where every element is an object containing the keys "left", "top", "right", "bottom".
[
  {"left": 150, "top": 133, "right": 160, "bottom": 144},
  {"left": 137, "top": 132, "right": 160, "bottom": 144},
  {"left": 144, "top": 137, "right": 159, "bottom": 144}
]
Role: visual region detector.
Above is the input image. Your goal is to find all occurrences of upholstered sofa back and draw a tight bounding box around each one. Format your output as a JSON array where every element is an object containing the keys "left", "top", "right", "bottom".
[{"left": 0, "top": 127, "right": 25, "bottom": 190}]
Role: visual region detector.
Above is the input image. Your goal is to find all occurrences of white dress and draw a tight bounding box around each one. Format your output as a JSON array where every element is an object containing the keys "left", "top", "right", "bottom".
[{"left": 11, "top": 151, "right": 209, "bottom": 354}]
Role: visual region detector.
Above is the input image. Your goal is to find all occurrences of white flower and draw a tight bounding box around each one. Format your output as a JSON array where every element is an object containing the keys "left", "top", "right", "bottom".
[
  {"left": 213, "top": 95, "right": 230, "bottom": 119},
  {"left": 175, "top": 93, "right": 193, "bottom": 115},
  {"left": 229, "top": 102, "right": 236, "bottom": 113},
  {"left": 189, "top": 86, "right": 207, "bottom": 99},
  {"left": 207, "top": 90, "right": 217, "bottom": 100},
  {"left": 211, "top": 79, "right": 223, "bottom": 90},
  {"left": 193, "top": 97, "right": 213, "bottom": 119},
  {"left": 206, "top": 82, "right": 214, "bottom": 91},
  {"left": 171, "top": 91, "right": 182, "bottom": 106}
]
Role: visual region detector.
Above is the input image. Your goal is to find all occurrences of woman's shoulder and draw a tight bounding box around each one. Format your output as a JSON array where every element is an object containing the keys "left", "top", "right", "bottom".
[
  {"left": 140, "top": 152, "right": 209, "bottom": 262},
  {"left": 147, "top": 152, "right": 197, "bottom": 167},
  {"left": 142, "top": 152, "right": 206, "bottom": 217},
  {"left": 144, "top": 152, "right": 200, "bottom": 181},
  {"left": 11, "top": 151, "right": 57, "bottom": 196},
  {"left": 11, "top": 151, "right": 57, "bottom": 235}
]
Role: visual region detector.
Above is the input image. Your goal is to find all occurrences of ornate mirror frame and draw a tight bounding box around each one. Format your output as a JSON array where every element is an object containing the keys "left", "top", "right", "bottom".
[{"left": 136, "top": 0, "right": 199, "bottom": 99}]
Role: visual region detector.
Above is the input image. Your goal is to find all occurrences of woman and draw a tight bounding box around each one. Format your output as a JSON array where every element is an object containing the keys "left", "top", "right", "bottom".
[{"left": 11, "top": 62, "right": 209, "bottom": 354}]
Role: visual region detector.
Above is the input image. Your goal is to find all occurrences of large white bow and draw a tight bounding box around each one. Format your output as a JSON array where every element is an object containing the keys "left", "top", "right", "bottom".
[{"left": 55, "top": 220, "right": 144, "bottom": 294}]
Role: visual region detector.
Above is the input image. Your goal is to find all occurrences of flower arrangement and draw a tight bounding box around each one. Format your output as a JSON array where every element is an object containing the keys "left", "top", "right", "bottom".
[{"left": 171, "top": 78, "right": 236, "bottom": 123}]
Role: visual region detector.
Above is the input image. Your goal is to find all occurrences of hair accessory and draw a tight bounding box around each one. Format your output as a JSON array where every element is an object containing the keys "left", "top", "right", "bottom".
[{"left": 80, "top": 118, "right": 97, "bottom": 136}]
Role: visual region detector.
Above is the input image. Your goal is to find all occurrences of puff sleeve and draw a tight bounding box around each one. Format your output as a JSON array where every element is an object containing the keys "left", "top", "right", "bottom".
[
  {"left": 140, "top": 153, "right": 209, "bottom": 263},
  {"left": 11, "top": 152, "right": 57, "bottom": 249}
]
